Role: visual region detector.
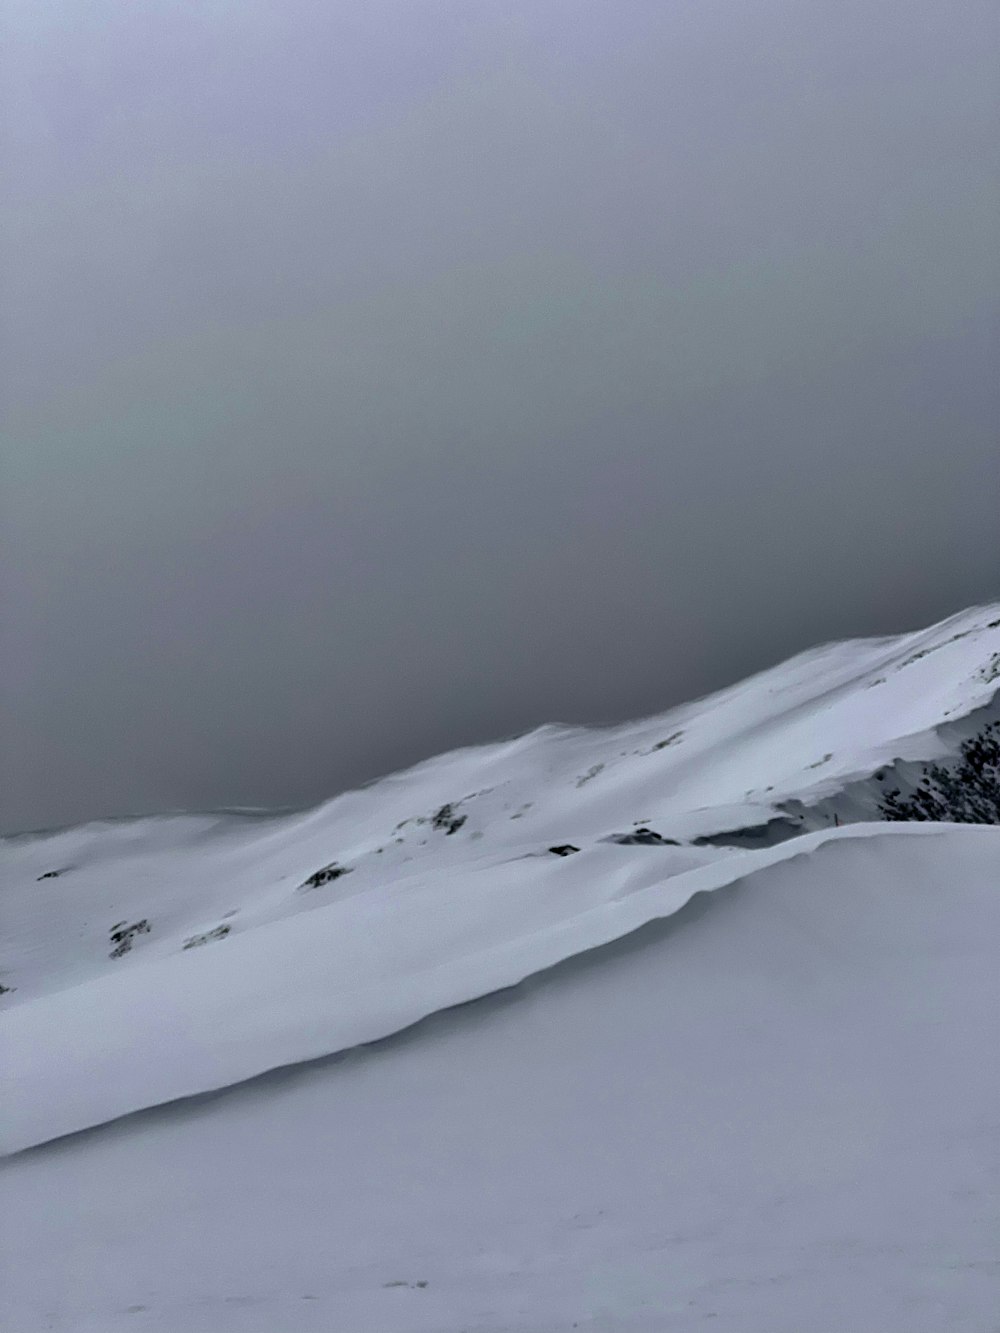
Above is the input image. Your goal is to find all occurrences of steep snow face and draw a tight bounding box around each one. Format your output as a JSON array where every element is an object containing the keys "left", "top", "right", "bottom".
[
  {"left": 1, "top": 603, "right": 998, "bottom": 1150},
  {"left": 3, "top": 825, "right": 998, "bottom": 1333}
]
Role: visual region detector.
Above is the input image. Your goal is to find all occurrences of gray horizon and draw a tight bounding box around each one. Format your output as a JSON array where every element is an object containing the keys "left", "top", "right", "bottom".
[{"left": 3, "top": 0, "right": 998, "bottom": 834}]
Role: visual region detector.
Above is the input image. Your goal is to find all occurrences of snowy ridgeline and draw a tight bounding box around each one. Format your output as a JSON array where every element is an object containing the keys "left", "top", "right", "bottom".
[
  {"left": 1, "top": 605, "right": 999, "bottom": 1332},
  {"left": 2, "top": 602, "right": 999, "bottom": 1145}
]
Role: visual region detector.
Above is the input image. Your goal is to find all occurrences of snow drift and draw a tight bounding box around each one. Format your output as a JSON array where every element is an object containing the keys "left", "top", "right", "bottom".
[
  {"left": 3, "top": 823, "right": 999, "bottom": 1332},
  {"left": 1, "top": 604, "right": 999, "bottom": 1330},
  {"left": 3, "top": 603, "right": 998, "bottom": 1150}
]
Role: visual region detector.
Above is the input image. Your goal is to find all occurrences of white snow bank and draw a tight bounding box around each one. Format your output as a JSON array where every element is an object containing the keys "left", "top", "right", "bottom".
[
  {"left": 0, "top": 822, "right": 983, "bottom": 1155},
  {"left": 2, "top": 823, "right": 997, "bottom": 1332},
  {"left": 2, "top": 602, "right": 999, "bottom": 1152}
]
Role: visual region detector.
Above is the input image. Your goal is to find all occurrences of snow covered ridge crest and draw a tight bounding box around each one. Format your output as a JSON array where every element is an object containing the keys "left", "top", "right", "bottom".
[{"left": 1, "top": 603, "right": 999, "bottom": 1153}]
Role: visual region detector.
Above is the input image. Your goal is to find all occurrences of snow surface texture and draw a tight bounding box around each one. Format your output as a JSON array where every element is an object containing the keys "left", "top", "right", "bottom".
[{"left": 2, "top": 604, "right": 999, "bottom": 1330}]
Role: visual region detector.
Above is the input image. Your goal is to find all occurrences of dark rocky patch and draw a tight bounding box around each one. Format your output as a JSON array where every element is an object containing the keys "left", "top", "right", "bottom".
[
  {"left": 880, "top": 720, "right": 1000, "bottom": 824},
  {"left": 183, "top": 925, "right": 231, "bottom": 950},
  {"left": 109, "top": 919, "right": 151, "bottom": 958},
  {"left": 694, "top": 714, "right": 1000, "bottom": 845},
  {"left": 650, "top": 731, "right": 684, "bottom": 752},
  {"left": 300, "top": 863, "right": 353, "bottom": 890},
  {"left": 36, "top": 869, "right": 64, "bottom": 881},
  {"left": 612, "top": 828, "right": 679, "bottom": 846},
  {"left": 807, "top": 753, "right": 833, "bottom": 769},
  {"left": 549, "top": 844, "right": 580, "bottom": 857},
  {"left": 693, "top": 818, "right": 801, "bottom": 849},
  {"left": 431, "top": 804, "right": 467, "bottom": 835}
]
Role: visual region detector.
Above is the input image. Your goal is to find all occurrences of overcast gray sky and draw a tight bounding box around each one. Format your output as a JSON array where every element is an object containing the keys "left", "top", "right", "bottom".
[{"left": 2, "top": 0, "right": 998, "bottom": 833}]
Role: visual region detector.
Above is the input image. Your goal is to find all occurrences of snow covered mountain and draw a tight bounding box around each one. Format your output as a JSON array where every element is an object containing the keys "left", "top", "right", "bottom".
[{"left": 2, "top": 604, "right": 999, "bottom": 1332}]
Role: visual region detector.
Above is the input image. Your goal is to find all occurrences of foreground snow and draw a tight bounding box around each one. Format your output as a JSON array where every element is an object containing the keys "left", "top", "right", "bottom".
[
  {"left": 4, "top": 824, "right": 998, "bottom": 1332},
  {"left": 2, "top": 604, "right": 999, "bottom": 1329}
]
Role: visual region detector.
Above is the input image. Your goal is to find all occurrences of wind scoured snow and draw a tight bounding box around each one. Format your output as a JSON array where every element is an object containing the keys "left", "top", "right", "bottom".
[{"left": 1, "top": 605, "right": 999, "bottom": 1330}]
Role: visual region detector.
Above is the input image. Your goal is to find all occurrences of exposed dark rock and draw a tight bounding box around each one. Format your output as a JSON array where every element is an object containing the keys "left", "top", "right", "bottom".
[
  {"left": 36, "top": 870, "right": 63, "bottom": 881},
  {"left": 183, "top": 925, "right": 231, "bottom": 950},
  {"left": 612, "top": 828, "right": 679, "bottom": 846},
  {"left": 300, "top": 863, "right": 352, "bottom": 889},
  {"left": 650, "top": 731, "right": 684, "bottom": 752},
  {"left": 693, "top": 712, "right": 1000, "bottom": 846},
  {"left": 880, "top": 720, "right": 1000, "bottom": 824},
  {"left": 109, "top": 919, "right": 151, "bottom": 958},
  {"left": 693, "top": 819, "right": 801, "bottom": 848},
  {"left": 549, "top": 844, "right": 580, "bottom": 857},
  {"left": 431, "top": 804, "right": 467, "bottom": 835}
]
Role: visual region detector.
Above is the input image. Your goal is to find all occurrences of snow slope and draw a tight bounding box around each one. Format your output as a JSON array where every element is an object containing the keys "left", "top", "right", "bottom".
[
  {"left": 3, "top": 824, "right": 999, "bottom": 1332},
  {"left": 2, "top": 604, "right": 999, "bottom": 1330}
]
